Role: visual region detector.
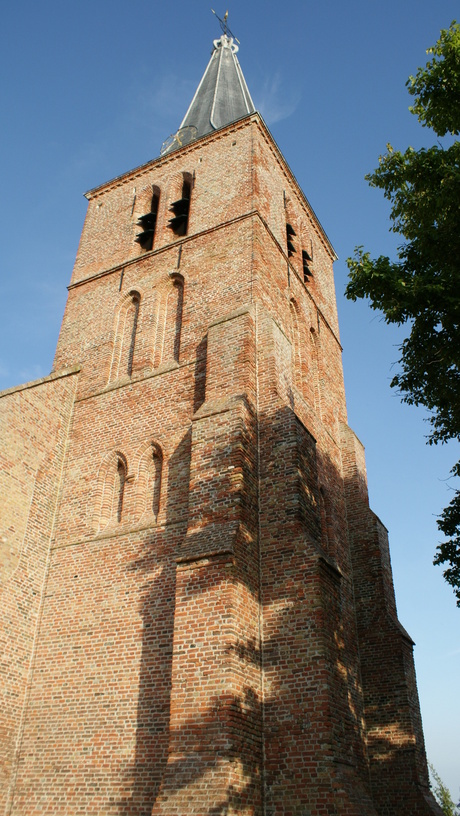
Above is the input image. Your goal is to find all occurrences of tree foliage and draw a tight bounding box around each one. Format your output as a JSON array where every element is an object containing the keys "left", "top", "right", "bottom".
[
  {"left": 346, "top": 22, "right": 460, "bottom": 606},
  {"left": 407, "top": 23, "right": 460, "bottom": 136},
  {"left": 429, "top": 763, "right": 459, "bottom": 816}
]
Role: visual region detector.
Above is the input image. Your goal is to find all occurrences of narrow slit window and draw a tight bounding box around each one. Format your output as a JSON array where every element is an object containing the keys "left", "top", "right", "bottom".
[
  {"left": 116, "top": 457, "right": 126, "bottom": 523},
  {"left": 98, "top": 452, "right": 127, "bottom": 531},
  {"left": 125, "top": 293, "right": 140, "bottom": 377},
  {"left": 290, "top": 299, "right": 302, "bottom": 388},
  {"left": 168, "top": 175, "right": 192, "bottom": 237},
  {"left": 136, "top": 443, "right": 163, "bottom": 523},
  {"left": 148, "top": 447, "right": 162, "bottom": 521},
  {"left": 286, "top": 223, "right": 296, "bottom": 257},
  {"left": 135, "top": 187, "right": 160, "bottom": 251},
  {"left": 162, "top": 277, "right": 184, "bottom": 364},
  {"left": 109, "top": 291, "right": 141, "bottom": 383}
]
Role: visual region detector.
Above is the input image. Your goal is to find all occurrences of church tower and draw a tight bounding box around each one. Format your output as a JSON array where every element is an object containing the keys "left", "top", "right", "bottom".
[{"left": 0, "top": 22, "right": 441, "bottom": 816}]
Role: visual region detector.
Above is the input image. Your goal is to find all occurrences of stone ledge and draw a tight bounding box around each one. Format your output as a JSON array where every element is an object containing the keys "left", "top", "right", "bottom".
[
  {"left": 0, "top": 365, "right": 80, "bottom": 399},
  {"left": 207, "top": 303, "right": 252, "bottom": 329}
]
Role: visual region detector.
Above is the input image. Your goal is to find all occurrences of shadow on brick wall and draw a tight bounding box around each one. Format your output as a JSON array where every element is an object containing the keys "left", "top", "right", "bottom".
[
  {"left": 118, "top": 431, "right": 191, "bottom": 814},
  {"left": 120, "top": 402, "right": 438, "bottom": 816}
]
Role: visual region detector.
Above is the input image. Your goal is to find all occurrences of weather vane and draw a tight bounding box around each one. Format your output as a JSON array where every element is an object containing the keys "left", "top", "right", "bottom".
[{"left": 211, "top": 9, "right": 240, "bottom": 44}]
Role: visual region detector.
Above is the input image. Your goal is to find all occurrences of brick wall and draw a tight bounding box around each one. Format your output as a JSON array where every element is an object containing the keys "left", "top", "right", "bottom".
[
  {"left": 1, "top": 114, "right": 441, "bottom": 815},
  {"left": 0, "top": 368, "right": 78, "bottom": 813}
]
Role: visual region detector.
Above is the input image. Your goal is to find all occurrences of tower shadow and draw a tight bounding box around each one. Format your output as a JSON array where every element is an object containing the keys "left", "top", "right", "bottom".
[
  {"left": 119, "top": 396, "right": 437, "bottom": 816},
  {"left": 119, "top": 429, "right": 191, "bottom": 814}
]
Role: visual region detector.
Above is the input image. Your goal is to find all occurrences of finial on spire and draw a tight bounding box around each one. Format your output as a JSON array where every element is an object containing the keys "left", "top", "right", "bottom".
[{"left": 211, "top": 8, "right": 240, "bottom": 44}]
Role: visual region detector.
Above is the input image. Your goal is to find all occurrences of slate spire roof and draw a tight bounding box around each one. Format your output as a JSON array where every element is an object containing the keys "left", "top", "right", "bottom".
[
  {"left": 181, "top": 34, "right": 255, "bottom": 137},
  {"left": 161, "top": 34, "right": 255, "bottom": 155}
]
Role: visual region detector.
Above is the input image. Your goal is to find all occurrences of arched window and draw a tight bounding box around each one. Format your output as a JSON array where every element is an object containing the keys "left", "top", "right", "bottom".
[
  {"left": 290, "top": 299, "right": 302, "bottom": 389},
  {"left": 109, "top": 291, "right": 140, "bottom": 382},
  {"left": 319, "top": 486, "right": 330, "bottom": 553},
  {"left": 286, "top": 222, "right": 297, "bottom": 258},
  {"left": 284, "top": 193, "right": 298, "bottom": 260},
  {"left": 309, "top": 324, "right": 321, "bottom": 414},
  {"left": 319, "top": 485, "right": 336, "bottom": 560},
  {"left": 299, "top": 225, "right": 313, "bottom": 283},
  {"left": 135, "top": 186, "right": 160, "bottom": 252},
  {"left": 162, "top": 275, "right": 184, "bottom": 364},
  {"left": 168, "top": 173, "right": 192, "bottom": 237},
  {"left": 115, "top": 457, "right": 126, "bottom": 523},
  {"left": 136, "top": 443, "right": 163, "bottom": 522},
  {"left": 302, "top": 249, "right": 313, "bottom": 282},
  {"left": 98, "top": 451, "right": 127, "bottom": 531}
]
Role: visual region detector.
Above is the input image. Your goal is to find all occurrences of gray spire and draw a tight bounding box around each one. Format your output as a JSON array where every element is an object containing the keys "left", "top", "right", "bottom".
[
  {"left": 181, "top": 34, "right": 255, "bottom": 137},
  {"left": 161, "top": 35, "right": 255, "bottom": 155}
]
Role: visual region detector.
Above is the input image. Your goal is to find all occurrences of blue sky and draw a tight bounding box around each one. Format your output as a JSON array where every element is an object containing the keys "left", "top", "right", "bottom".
[{"left": 1, "top": 0, "right": 459, "bottom": 801}]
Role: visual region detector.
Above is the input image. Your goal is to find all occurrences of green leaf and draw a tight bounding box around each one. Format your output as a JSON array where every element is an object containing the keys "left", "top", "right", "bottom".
[{"left": 345, "top": 22, "right": 460, "bottom": 607}]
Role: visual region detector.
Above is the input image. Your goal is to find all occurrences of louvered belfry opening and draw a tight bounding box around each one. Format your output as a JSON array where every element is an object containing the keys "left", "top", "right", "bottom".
[
  {"left": 168, "top": 174, "right": 192, "bottom": 237},
  {"left": 135, "top": 187, "right": 160, "bottom": 251},
  {"left": 302, "top": 248, "right": 313, "bottom": 282},
  {"left": 286, "top": 223, "right": 296, "bottom": 257}
]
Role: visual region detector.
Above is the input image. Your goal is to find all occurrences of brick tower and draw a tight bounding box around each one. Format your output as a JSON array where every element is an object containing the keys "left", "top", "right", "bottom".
[{"left": 0, "top": 27, "right": 441, "bottom": 816}]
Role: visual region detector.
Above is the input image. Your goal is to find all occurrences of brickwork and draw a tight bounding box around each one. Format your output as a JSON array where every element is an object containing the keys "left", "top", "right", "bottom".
[
  {"left": 340, "top": 425, "right": 441, "bottom": 815},
  {"left": 0, "top": 368, "right": 79, "bottom": 813},
  {"left": 0, "top": 114, "right": 441, "bottom": 815}
]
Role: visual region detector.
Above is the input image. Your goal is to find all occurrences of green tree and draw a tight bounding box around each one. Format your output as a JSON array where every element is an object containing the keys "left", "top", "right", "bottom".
[
  {"left": 429, "top": 763, "right": 459, "bottom": 816},
  {"left": 346, "top": 22, "right": 460, "bottom": 606}
]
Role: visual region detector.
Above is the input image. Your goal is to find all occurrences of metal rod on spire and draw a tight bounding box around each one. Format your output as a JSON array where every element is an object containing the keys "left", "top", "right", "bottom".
[{"left": 211, "top": 9, "right": 240, "bottom": 44}]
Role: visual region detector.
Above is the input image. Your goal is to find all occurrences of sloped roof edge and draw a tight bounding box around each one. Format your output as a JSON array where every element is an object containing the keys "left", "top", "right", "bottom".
[{"left": 84, "top": 112, "right": 337, "bottom": 260}]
